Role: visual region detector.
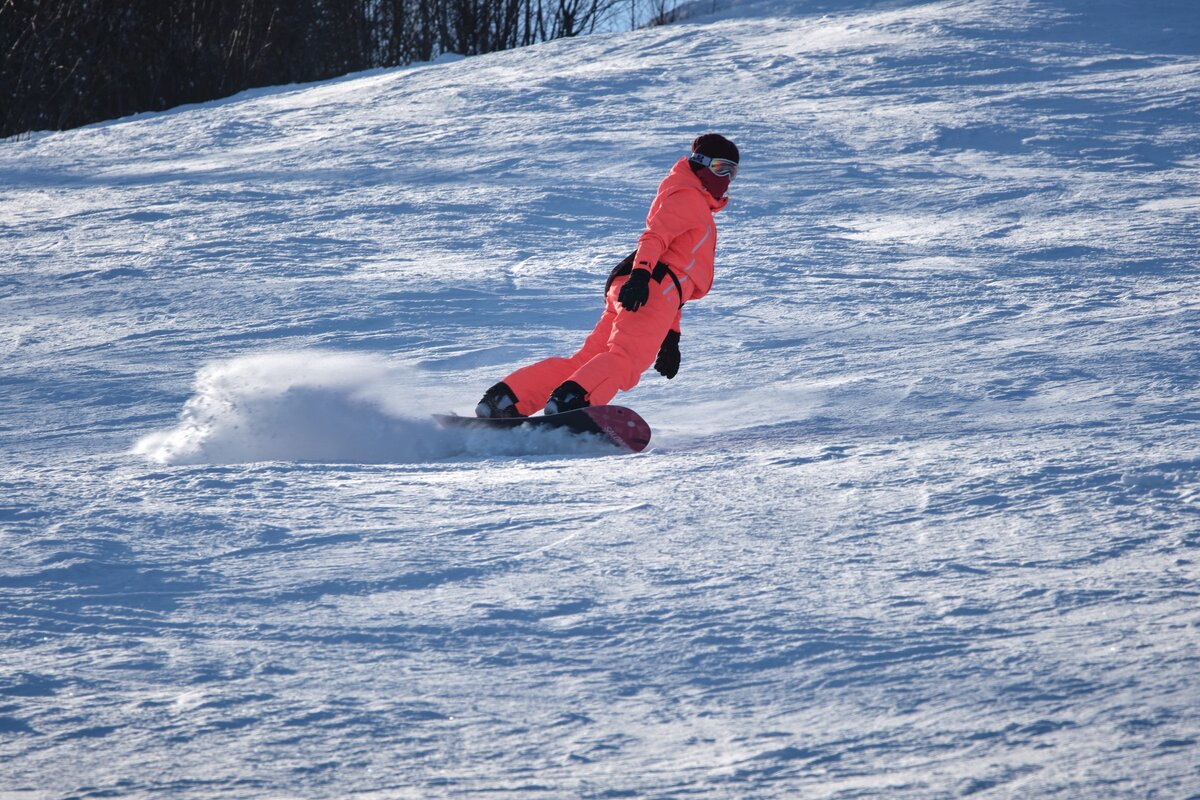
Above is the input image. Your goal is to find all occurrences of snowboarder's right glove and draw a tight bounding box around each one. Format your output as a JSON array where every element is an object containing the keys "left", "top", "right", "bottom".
[
  {"left": 655, "top": 330, "right": 681, "bottom": 379},
  {"left": 618, "top": 268, "right": 652, "bottom": 312}
]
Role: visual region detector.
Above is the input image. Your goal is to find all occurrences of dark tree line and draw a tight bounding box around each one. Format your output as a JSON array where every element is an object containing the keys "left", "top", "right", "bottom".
[{"left": 0, "top": 0, "right": 673, "bottom": 139}]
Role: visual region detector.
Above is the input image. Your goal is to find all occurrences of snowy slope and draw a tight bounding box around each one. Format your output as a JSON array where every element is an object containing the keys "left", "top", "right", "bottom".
[{"left": 3, "top": 0, "right": 1200, "bottom": 797}]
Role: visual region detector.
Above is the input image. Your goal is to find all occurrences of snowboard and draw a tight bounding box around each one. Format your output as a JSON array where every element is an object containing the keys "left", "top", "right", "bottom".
[{"left": 433, "top": 405, "right": 651, "bottom": 453}]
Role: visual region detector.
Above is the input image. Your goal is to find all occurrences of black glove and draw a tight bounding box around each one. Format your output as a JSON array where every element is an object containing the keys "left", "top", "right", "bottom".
[
  {"left": 618, "top": 268, "right": 652, "bottom": 312},
  {"left": 655, "top": 329, "right": 681, "bottom": 379}
]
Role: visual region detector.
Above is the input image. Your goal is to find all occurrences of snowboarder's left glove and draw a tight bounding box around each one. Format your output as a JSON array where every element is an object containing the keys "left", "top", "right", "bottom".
[
  {"left": 618, "top": 268, "right": 652, "bottom": 312},
  {"left": 655, "top": 330, "right": 681, "bottom": 379}
]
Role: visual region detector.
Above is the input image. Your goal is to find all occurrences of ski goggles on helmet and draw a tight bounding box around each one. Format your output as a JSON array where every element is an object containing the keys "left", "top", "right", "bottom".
[{"left": 689, "top": 152, "right": 739, "bottom": 180}]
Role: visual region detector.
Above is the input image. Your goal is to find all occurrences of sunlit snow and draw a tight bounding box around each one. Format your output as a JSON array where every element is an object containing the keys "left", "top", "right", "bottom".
[{"left": 2, "top": 0, "right": 1198, "bottom": 797}]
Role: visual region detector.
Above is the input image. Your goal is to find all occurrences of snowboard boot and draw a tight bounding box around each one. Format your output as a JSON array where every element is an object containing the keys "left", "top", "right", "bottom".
[
  {"left": 544, "top": 380, "right": 589, "bottom": 416},
  {"left": 475, "top": 381, "right": 521, "bottom": 419}
]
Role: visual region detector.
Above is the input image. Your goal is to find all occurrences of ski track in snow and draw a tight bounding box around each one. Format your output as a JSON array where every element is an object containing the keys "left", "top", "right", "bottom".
[{"left": 2, "top": 0, "right": 1200, "bottom": 797}]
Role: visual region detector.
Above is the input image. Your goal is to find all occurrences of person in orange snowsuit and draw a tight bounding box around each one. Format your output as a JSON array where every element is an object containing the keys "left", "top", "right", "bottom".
[{"left": 475, "top": 133, "right": 740, "bottom": 418}]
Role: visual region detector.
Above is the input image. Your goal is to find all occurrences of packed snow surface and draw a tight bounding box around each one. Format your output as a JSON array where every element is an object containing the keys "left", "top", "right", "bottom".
[{"left": 3, "top": 0, "right": 1199, "bottom": 797}]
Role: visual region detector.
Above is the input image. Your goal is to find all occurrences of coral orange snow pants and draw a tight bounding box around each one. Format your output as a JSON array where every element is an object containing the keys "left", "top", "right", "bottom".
[{"left": 502, "top": 274, "right": 679, "bottom": 416}]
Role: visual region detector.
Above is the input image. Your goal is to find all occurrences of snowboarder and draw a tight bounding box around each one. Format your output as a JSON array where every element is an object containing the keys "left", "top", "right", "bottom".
[{"left": 475, "top": 133, "right": 740, "bottom": 419}]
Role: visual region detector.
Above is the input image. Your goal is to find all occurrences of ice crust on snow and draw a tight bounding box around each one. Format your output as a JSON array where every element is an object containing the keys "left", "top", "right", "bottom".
[{"left": 3, "top": 0, "right": 1200, "bottom": 797}]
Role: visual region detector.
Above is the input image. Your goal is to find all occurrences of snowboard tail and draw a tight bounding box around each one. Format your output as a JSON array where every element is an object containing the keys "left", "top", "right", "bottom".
[{"left": 433, "top": 405, "right": 651, "bottom": 453}]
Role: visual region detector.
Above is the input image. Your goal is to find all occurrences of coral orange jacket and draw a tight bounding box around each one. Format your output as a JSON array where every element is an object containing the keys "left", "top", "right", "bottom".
[{"left": 633, "top": 157, "right": 729, "bottom": 307}]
